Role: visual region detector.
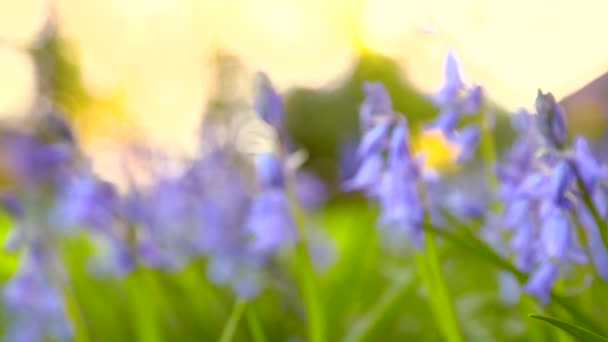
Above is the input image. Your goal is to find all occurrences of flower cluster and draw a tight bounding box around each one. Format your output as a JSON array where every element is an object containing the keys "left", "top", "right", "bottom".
[
  {"left": 494, "top": 91, "right": 608, "bottom": 302},
  {"left": 344, "top": 54, "right": 487, "bottom": 245},
  {"left": 427, "top": 52, "right": 484, "bottom": 162},
  {"left": 6, "top": 49, "right": 608, "bottom": 341},
  {"left": 0, "top": 74, "right": 324, "bottom": 340},
  {"left": 344, "top": 82, "right": 433, "bottom": 246}
]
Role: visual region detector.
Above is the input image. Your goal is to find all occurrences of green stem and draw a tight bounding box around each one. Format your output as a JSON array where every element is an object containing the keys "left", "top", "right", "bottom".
[
  {"left": 294, "top": 240, "right": 324, "bottom": 342},
  {"left": 570, "top": 162, "right": 608, "bottom": 253},
  {"left": 63, "top": 285, "right": 92, "bottom": 342},
  {"left": 426, "top": 223, "right": 605, "bottom": 334},
  {"left": 344, "top": 271, "right": 416, "bottom": 342},
  {"left": 126, "top": 270, "right": 163, "bottom": 342},
  {"left": 520, "top": 295, "right": 547, "bottom": 342},
  {"left": 218, "top": 299, "right": 247, "bottom": 342},
  {"left": 286, "top": 180, "right": 324, "bottom": 342},
  {"left": 246, "top": 305, "right": 268, "bottom": 342},
  {"left": 477, "top": 106, "right": 499, "bottom": 193},
  {"left": 416, "top": 228, "right": 464, "bottom": 342}
]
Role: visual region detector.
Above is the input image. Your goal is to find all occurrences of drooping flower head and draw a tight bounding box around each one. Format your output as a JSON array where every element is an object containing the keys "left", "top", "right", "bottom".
[
  {"left": 492, "top": 96, "right": 601, "bottom": 303},
  {"left": 246, "top": 153, "right": 297, "bottom": 255},
  {"left": 427, "top": 51, "right": 482, "bottom": 162},
  {"left": 4, "top": 247, "right": 72, "bottom": 342},
  {"left": 345, "top": 82, "right": 429, "bottom": 245},
  {"left": 535, "top": 90, "right": 567, "bottom": 149},
  {"left": 254, "top": 72, "right": 285, "bottom": 135}
]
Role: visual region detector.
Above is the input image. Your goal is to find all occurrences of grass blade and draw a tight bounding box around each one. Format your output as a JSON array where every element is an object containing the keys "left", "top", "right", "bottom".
[{"left": 529, "top": 314, "right": 608, "bottom": 341}]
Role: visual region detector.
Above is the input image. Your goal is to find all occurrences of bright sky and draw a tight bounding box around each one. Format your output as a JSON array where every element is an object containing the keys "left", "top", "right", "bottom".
[{"left": 2, "top": 0, "right": 608, "bottom": 152}]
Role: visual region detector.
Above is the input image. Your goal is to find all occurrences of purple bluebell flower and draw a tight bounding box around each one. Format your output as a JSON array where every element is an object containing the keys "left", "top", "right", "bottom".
[
  {"left": 246, "top": 153, "right": 297, "bottom": 254},
  {"left": 345, "top": 83, "right": 428, "bottom": 245},
  {"left": 524, "top": 263, "right": 559, "bottom": 304},
  {"left": 53, "top": 173, "right": 118, "bottom": 231},
  {"left": 535, "top": 90, "right": 567, "bottom": 148},
  {"left": 294, "top": 171, "right": 327, "bottom": 210},
  {"left": 342, "top": 153, "right": 384, "bottom": 193},
  {"left": 427, "top": 51, "right": 483, "bottom": 162},
  {"left": 0, "top": 132, "right": 74, "bottom": 187},
  {"left": 540, "top": 210, "right": 570, "bottom": 260},
  {"left": 452, "top": 124, "right": 480, "bottom": 162},
  {"left": 433, "top": 51, "right": 464, "bottom": 107},
  {"left": 463, "top": 85, "right": 483, "bottom": 115},
  {"left": 572, "top": 136, "right": 606, "bottom": 190},
  {"left": 359, "top": 82, "right": 394, "bottom": 130},
  {"left": 254, "top": 72, "right": 285, "bottom": 133},
  {"left": 4, "top": 250, "right": 72, "bottom": 342},
  {"left": 497, "top": 93, "right": 608, "bottom": 304}
]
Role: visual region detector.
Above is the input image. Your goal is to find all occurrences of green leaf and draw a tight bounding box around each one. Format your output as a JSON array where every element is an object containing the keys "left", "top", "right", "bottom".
[{"left": 529, "top": 314, "right": 608, "bottom": 341}]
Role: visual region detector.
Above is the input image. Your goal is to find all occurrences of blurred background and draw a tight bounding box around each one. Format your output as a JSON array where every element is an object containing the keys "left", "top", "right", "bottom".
[
  {"left": 3, "top": 2, "right": 608, "bottom": 341},
  {"left": 2, "top": 0, "right": 608, "bottom": 184}
]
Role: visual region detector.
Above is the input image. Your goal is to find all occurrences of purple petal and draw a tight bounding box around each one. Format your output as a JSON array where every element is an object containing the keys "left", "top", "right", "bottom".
[{"left": 524, "top": 263, "right": 559, "bottom": 304}]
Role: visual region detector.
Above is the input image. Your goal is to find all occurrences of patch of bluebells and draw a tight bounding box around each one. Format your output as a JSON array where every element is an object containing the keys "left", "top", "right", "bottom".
[
  {"left": 343, "top": 54, "right": 487, "bottom": 244},
  {"left": 490, "top": 91, "right": 608, "bottom": 303},
  {"left": 427, "top": 51, "right": 483, "bottom": 162},
  {"left": 5, "top": 50, "right": 608, "bottom": 341},
  {"left": 343, "top": 82, "right": 429, "bottom": 246},
  {"left": 344, "top": 53, "right": 608, "bottom": 305},
  {"left": 0, "top": 71, "right": 331, "bottom": 340}
]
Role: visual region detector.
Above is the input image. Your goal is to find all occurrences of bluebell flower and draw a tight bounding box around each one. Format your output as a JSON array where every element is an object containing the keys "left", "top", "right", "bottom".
[
  {"left": 4, "top": 249, "right": 72, "bottom": 342},
  {"left": 572, "top": 136, "right": 607, "bottom": 190},
  {"left": 53, "top": 173, "right": 118, "bottom": 231},
  {"left": 535, "top": 90, "right": 567, "bottom": 148},
  {"left": 433, "top": 51, "right": 464, "bottom": 107},
  {"left": 524, "top": 263, "right": 559, "bottom": 304},
  {"left": 494, "top": 102, "right": 594, "bottom": 303},
  {"left": 359, "top": 82, "right": 394, "bottom": 129},
  {"left": 246, "top": 153, "right": 297, "bottom": 254},
  {"left": 254, "top": 72, "right": 285, "bottom": 133},
  {"left": 345, "top": 82, "right": 428, "bottom": 245},
  {"left": 427, "top": 51, "right": 483, "bottom": 162},
  {"left": 294, "top": 171, "right": 327, "bottom": 210},
  {"left": 0, "top": 132, "right": 74, "bottom": 187}
]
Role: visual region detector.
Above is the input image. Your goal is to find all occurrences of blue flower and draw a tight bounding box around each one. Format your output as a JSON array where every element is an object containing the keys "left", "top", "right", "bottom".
[
  {"left": 246, "top": 154, "right": 297, "bottom": 254},
  {"left": 427, "top": 51, "right": 483, "bottom": 162},
  {"left": 53, "top": 173, "right": 118, "bottom": 231},
  {"left": 4, "top": 249, "right": 71, "bottom": 342},
  {"left": 534, "top": 90, "right": 567, "bottom": 148},
  {"left": 493, "top": 95, "right": 600, "bottom": 304},
  {"left": 359, "top": 82, "right": 394, "bottom": 129},
  {"left": 0, "top": 132, "right": 74, "bottom": 187},
  {"left": 294, "top": 171, "right": 327, "bottom": 210},
  {"left": 345, "top": 83, "right": 427, "bottom": 244},
  {"left": 254, "top": 72, "right": 285, "bottom": 133},
  {"left": 524, "top": 263, "right": 559, "bottom": 304},
  {"left": 433, "top": 51, "right": 464, "bottom": 107}
]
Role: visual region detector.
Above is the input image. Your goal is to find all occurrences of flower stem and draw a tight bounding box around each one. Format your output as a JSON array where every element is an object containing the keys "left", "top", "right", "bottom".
[
  {"left": 285, "top": 177, "right": 325, "bottom": 342},
  {"left": 415, "top": 228, "right": 464, "bottom": 342},
  {"left": 127, "top": 270, "right": 163, "bottom": 342},
  {"left": 246, "top": 305, "right": 268, "bottom": 342},
  {"left": 570, "top": 162, "right": 608, "bottom": 253},
  {"left": 477, "top": 107, "right": 498, "bottom": 190},
  {"left": 344, "top": 271, "right": 416, "bottom": 342},
  {"left": 426, "top": 222, "right": 605, "bottom": 335},
  {"left": 218, "top": 299, "right": 247, "bottom": 342},
  {"left": 62, "top": 285, "right": 92, "bottom": 342}
]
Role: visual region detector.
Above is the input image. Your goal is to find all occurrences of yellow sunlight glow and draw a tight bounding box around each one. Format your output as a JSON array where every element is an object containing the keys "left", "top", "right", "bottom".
[{"left": 359, "top": 0, "right": 608, "bottom": 110}]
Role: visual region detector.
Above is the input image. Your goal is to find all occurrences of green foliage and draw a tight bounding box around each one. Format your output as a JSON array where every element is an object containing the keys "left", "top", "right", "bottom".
[{"left": 529, "top": 314, "right": 608, "bottom": 342}]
